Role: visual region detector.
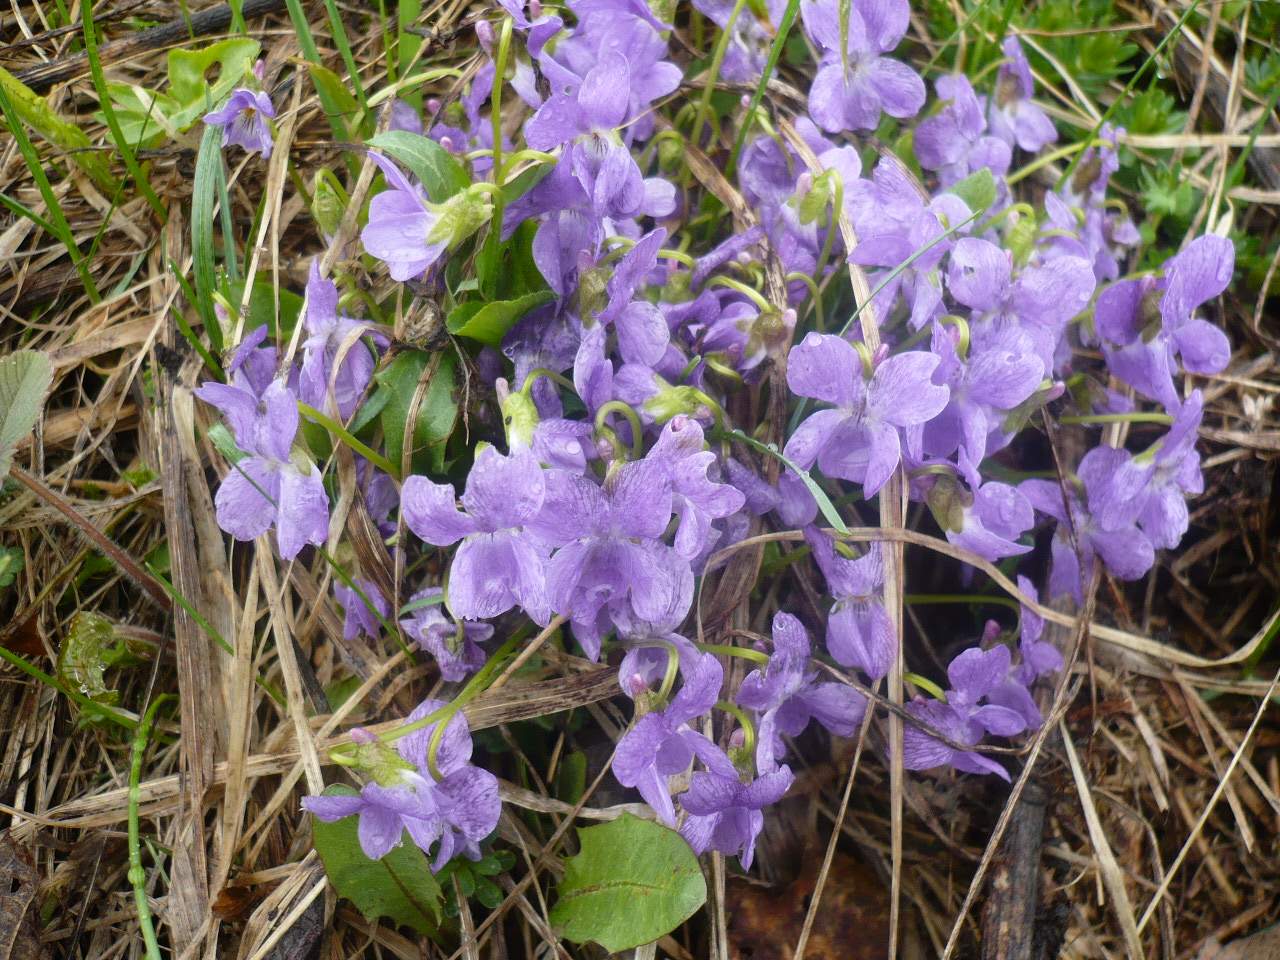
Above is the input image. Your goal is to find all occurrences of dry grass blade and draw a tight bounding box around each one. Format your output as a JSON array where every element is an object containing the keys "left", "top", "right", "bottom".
[{"left": 1061, "top": 720, "right": 1146, "bottom": 958}]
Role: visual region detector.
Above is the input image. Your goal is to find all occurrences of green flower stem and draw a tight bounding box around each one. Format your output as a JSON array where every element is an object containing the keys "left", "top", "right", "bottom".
[
  {"left": 715, "top": 700, "right": 756, "bottom": 757},
  {"left": 809, "top": 172, "right": 842, "bottom": 307},
  {"left": 594, "top": 401, "right": 644, "bottom": 460},
  {"left": 129, "top": 694, "right": 172, "bottom": 960},
  {"left": 691, "top": 0, "right": 750, "bottom": 143},
  {"left": 938, "top": 314, "right": 971, "bottom": 358},
  {"left": 297, "top": 402, "right": 399, "bottom": 478},
  {"left": 488, "top": 17, "right": 513, "bottom": 239},
  {"left": 520, "top": 366, "right": 577, "bottom": 395},
  {"left": 694, "top": 643, "right": 770, "bottom": 665},
  {"left": 974, "top": 201, "right": 1035, "bottom": 237},
  {"left": 903, "top": 672, "right": 947, "bottom": 702},
  {"left": 706, "top": 275, "right": 771, "bottom": 311},
  {"left": 787, "top": 272, "right": 825, "bottom": 329},
  {"left": 1058, "top": 412, "right": 1174, "bottom": 425},
  {"left": 366, "top": 68, "right": 465, "bottom": 107},
  {"left": 498, "top": 150, "right": 559, "bottom": 179},
  {"left": 726, "top": 0, "right": 800, "bottom": 178},
  {"left": 1006, "top": 140, "right": 1101, "bottom": 186}
]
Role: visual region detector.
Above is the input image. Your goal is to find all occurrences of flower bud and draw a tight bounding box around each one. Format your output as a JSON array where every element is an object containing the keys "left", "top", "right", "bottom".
[
  {"left": 312, "top": 171, "right": 347, "bottom": 239},
  {"left": 925, "top": 473, "right": 972, "bottom": 535}
]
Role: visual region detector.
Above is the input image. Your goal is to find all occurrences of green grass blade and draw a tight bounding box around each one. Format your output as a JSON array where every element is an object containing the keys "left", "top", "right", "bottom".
[
  {"left": 0, "top": 82, "right": 102, "bottom": 304},
  {"left": 82, "top": 0, "right": 166, "bottom": 221},
  {"left": 192, "top": 124, "right": 225, "bottom": 351},
  {"left": 726, "top": 0, "right": 801, "bottom": 180}
]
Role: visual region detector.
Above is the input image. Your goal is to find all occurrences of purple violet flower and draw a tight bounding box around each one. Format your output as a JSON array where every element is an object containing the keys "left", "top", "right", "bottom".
[
  {"left": 401, "top": 443, "right": 551, "bottom": 624},
  {"left": 947, "top": 238, "right": 1096, "bottom": 374},
  {"left": 400, "top": 588, "right": 493, "bottom": 683},
  {"left": 1020, "top": 450, "right": 1156, "bottom": 603},
  {"left": 986, "top": 578, "right": 1063, "bottom": 727},
  {"left": 537, "top": 461, "right": 688, "bottom": 660},
  {"left": 737, "top": 612, "right": 867, "bottom": 772},
  {"left": 987, "top": 38, "right": 1057, "bottom": 152},
  {"left": 647, "top": 416, "right": 747, "bottom": 561},
  {"left": 613, "top": 654, "right": 735, "bottom": 824},
  {"left": 914, "top": 74, "right": 1011, "bottom": 187},
  {"left": 524, "top": 52, "right": 649, "bottom": 220},
  {"left": 194, "top": 378, "right": 330, "bottom": 560},
  {"left": 361, "top": 153, "right": 489, "bottom": 282},
  {"left": 335, "top": 578, "right": 389, "bottom": 641},
  {"left": 299, "top": 263, "right": 389, "bottom": 419},
  {"left": 679, "top": 765, "right": 795, "bottom": 868},
  {"left": 785, "top": 333, "right": 950, "bottom": 497},
  {"left": 1093, "top": 235, "right": 1233, "bottom": 410},
  {"left": 923, "top": 322, "right": 1045, "bottom": 486},
  {"left": 902, "top": 645, "right": 1028, "bottom": 780},
  {"left": 925, "top": 475, "right": 1035, "bottom": 562},
  {"left": 302, "top": 700, "right": 500, "bottom": 867},
  {"left": 805, "top": 528, "right": 895, "bottom": 681},
  {"left": 801, "top": 0, "right": 926, "bottom": 133},
  {"left": 204, "top": 87, "right": 276, "bottom": 158}
]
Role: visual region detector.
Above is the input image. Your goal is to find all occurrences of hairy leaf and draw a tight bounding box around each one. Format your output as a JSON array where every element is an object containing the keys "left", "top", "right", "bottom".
[
  {"left": 375, "top": 349, "right": 458, "bottom": 474},
  {"left": 58, "top": 612, "right": 120, "bottom": 705}
]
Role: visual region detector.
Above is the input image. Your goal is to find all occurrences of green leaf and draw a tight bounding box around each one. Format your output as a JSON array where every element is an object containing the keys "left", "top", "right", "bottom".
[
  {"left": 946, "top": 167, "right": 996, "bottom": 217},
  {"left": 311, "top": 785, "right": 445, "bottom": 935},
  {"left": 447, "top": 290, "right": 553, "bottom": 348},
  {"left": 58, "top": 612, "right": 121, "bottom": 705},
  {"left": 0, "top": 349, "right": 53, "bottom": 483},
  {"left": 375, "top": 350, "right": 458, "bottom": 473},
  {"left": 226, "top": 279, "right": 306, "bottom": 339},
  {"left": 366, "top": 131, "right": 470, "bottom": 201},
  {"left": 307, "top": 64, "right": 361, "bottom": 120},
  {"left": 0, "top": 66, "right": 118, "bottom": 193},
  {"left": 550, "top": 814, "right": 706, "bottom": 952},
  {"left": 167, "top": 39, "right": 261, "bottom": 129},
  {"left": 0, "top": 546, "right": 23, "bottom": 589}
]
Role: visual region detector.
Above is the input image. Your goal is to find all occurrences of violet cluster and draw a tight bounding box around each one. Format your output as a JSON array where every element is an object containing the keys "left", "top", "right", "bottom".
[{"left": 192, "top": 0, "right": 1235, "bottom": 869}]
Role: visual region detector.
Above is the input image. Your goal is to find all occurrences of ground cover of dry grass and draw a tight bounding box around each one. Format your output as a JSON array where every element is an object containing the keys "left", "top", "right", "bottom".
[{"left": 1, "top": 0, "right": 1279, "bottom": 958}]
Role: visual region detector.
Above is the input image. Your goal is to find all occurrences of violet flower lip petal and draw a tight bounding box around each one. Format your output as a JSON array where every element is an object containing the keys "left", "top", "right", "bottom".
[
  {"left": 204, "top": 87, "right": 276, "bottom": 158},
  {"left": 613, "top": 653, "right": 733, "bottom": 824},
  {"left": 678, "top": 765, "right": 795, "bottom": 869},
  {"left": 784, "top": 333, "right": 949, "bottom": 497},
  {"left": 401, "top": 443, "right": 551, "bottom": 623},
  {"left": 194, "top": 378, "right": 329, "bottom": 560}
]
